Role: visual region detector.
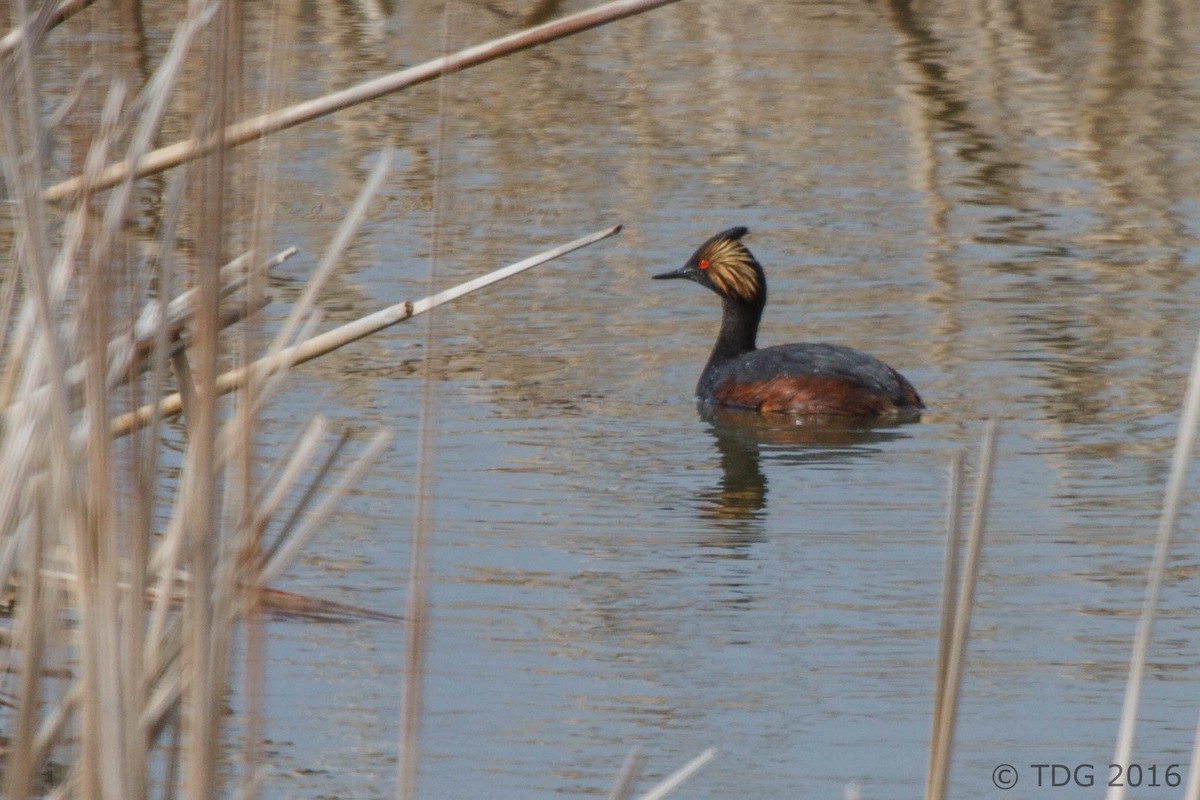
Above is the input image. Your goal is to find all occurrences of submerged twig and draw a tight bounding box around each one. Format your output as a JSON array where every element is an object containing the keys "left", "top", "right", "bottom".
[{"left": 256, "top": 587, "right": 403, "bottom": 623}]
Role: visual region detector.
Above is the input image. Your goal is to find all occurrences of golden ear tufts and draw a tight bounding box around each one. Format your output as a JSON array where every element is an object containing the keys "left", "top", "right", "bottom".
[{"left": 700, "top": 237, "right": 760, "bottom": 302}]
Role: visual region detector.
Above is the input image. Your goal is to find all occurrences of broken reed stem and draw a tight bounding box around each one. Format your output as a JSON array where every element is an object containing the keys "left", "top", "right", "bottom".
[
  {"left": 926, "top": 420, "right": 998, "bottom": 800},
  {"left": 253, "top": 418, "right": 333, "bottom": 562},
  {"left": 108, "top": 224, "right": 622, "bottom": 439},
  {"left": 220, "top": 146, "right": 393, "bottom": 442},
  {"left": 119, "top": 246, "right": 295, "bottom": 378},
  {"left": 42, "top": 0, "right": 683, "bottom": 203},
  {"left": 1107, "top": 327, "right": 1200, "bottom": 800}
]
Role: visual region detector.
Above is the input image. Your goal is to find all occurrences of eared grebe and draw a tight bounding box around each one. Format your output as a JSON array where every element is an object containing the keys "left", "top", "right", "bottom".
[{"left": 654, "top": 226, "right": 924, "bottom": 417}]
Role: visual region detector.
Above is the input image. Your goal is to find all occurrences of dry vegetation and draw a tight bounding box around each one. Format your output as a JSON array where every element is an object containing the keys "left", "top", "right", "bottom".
[{"left": 0, "top": 1, "right": 641, "bottom": 797}]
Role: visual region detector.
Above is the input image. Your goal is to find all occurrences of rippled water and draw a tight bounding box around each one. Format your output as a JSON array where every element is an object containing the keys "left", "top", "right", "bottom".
[{"left": 15, "top": 1, "right": 1200, "bottom": 797}]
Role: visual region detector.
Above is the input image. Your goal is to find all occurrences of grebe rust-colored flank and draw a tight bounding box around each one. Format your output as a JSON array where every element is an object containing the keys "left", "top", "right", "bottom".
[{"left": 654, "top": 226, "right": 924, "bottom": 418}]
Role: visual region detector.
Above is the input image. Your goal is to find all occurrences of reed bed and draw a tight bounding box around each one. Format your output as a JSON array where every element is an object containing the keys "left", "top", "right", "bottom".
[{"left": 0, "top": 1, "right": 684, "bottom": 798}]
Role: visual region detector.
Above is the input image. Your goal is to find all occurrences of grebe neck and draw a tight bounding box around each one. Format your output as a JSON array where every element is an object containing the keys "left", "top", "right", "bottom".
[{"left": 705, "top": 296, "right": 762, "bottom": 369}]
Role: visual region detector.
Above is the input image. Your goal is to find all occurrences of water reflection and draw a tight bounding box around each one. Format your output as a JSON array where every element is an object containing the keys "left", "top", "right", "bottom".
[{"left": 697, "top": 405, "right": 921, "bottom": 525}]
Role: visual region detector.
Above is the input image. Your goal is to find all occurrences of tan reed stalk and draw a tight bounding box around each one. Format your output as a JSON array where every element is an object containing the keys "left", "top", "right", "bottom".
[
  {"left": 0, "top": 0, "right": 97, "bottom": 58},
  {"left": 108, "top": 224, "right": 623, "bottom": 439},
  {"left": 398, "top": 3, "right": 460, "bottom": 791},
  {"left": 259, "top": 427, "right": 349, "bottom": 569},
  {"left": 200, "top": 147, "right": 393, "bottom": 459},
  {"left": 122, "top": 168, "right": 190, "bottom": 800},
  {"left": 0, "top": 0, "right": 214, "bottom": 572},
  {"left": 114, "top": 246, "right": 294, "bottom": 380},
  {"left": 2, "top": 478, "right": 45, "bottom": 800},
  {"left": 0, "top": 239, "right": 24, "bottom": 375},
  {"left": 0, "top": 180, "right": 93, "bottom": 410},
  {"left": 926, "top": 421, "right": 998, "bottom": 800},
  {"left": 0, "top": 9, "right": 82, "bottom": 793},
  {"left": 81, "top": 82, "right": 139, "bottom": 800},
  {"left": 925, "top": 449, "right": 965, "bottom": 797},
  {"left": 1185, "top": 708, "right": 1200, "bottom": 798},
  {"left": 1107, "top": 328, "right": 1200, "bottom": 800},
  {"left": 269, "top": 148, "right": 393, "bottom": 358},
  {"left": 184, "top": 3, "right": 252, "bottom": 794},
  {"left": 258, "top": 430, "right": 393, "bottom": 586},
  {"left": 250, "top": 416, "right": 331, "bottom": 545},
  {"left": 42, "top": 0, "right": 684, "bottom": 204},
  {"left": 238, "top": 5, "right": 300, "bottom": 786},
  {"left": 0, "top": 247, "right": 292, "bottom": 432},
  {"left": 0, "top": 6, "right": 72, "bottom": 477},
  {"left": 0, "top": 0, "right": 662, "bottom": 796}
]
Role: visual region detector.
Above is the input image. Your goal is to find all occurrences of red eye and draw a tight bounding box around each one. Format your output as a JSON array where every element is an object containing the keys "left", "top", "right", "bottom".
[{"left": 698, "top": 259, "right": 709, "bottom": 270}]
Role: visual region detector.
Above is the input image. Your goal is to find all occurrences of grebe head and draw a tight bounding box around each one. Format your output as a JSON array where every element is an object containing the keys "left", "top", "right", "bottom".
[{"left": 653, "top": 226, "right": 765, "bottom": 307}]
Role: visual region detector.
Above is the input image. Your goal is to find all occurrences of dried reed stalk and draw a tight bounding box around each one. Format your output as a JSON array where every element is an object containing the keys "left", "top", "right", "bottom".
[
  {"left": 109, "top": 224, "right": 622, "bottom": 439},
  {"left": 0, "top": 247, "right": 294, "bottom": 428},
  {"left": 926, "top": 421, "right": 998, "bottom": 800},
  {"left": 0, "top": 0, "right": 97, "bottom": 58},
  {"left": 43, "top": 0, "right": 683, "bottom": 204},
  {"left": 397, "top": 4, "right": 463, "bottom": 791},
  {"left": 925, "top": 450, "right": 964, "bottom": 796},
  {"left": 1107, "top": 328, "right": 1200, "bottom": 800},
  {"left": 179, "top": 3, "right": 240, "bottom": 795},
  {"left": 0, "top": 0, "right": 671, "bottom": 796}
]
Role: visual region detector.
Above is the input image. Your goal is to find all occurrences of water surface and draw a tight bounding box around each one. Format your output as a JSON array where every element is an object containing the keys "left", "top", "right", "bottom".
[{"left": 16, "top": 1, "right": 1200, "bottom": 797}]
